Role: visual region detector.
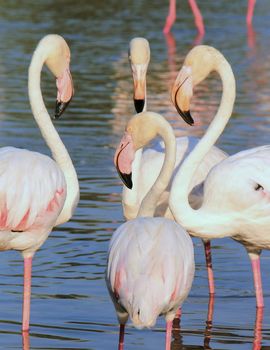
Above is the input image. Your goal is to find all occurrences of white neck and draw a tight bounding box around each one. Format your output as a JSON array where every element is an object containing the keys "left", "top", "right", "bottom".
[
  {"left": 28, "top": 42, "right": 79, "bottom": 226},
  {"left": 122, "top": 75, "right": 147, "bottom": 207},
  {"left": 138, "top": 117, "right": 176, "bottom": 217},
  {"left": 169, "top": 57, "right": 236, "bottom": 237}
]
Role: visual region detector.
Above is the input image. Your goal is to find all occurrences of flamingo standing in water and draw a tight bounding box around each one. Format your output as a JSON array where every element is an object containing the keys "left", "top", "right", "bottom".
[
  {"left": 0, "top": 34, "right": 79, "bottom": 331},
  {"left": 163, "top": 0, "right": 256, "bottom": 34},
  {"left": 169, "top": 44, "right": 270, "bottom": 308},
  {"left": 106, "top": 111, "right": 195, "bottom": 350},
  {"left": 122, "top": 37, "right": 227, "bottom": 295}
]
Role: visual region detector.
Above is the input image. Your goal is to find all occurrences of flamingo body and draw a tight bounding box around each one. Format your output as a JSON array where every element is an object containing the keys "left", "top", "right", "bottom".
[
  {"left": 201, "top": 145, "right": 270, "bottom": 251},
  {"left": 0, "top": 147, "right": 66, "bottom": 255},
  {"left": 106, "top": 217, "right": 194, "bottom": 328}
]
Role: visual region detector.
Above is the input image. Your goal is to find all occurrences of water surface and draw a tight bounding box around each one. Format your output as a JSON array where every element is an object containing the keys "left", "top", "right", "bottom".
[{"left": 0, "top": 0, "right": 270, "bottom": 349}]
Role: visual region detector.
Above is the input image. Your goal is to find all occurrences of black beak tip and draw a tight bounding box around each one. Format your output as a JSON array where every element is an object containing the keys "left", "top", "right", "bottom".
[
  {"left": 54, "top": 100, "right": 71, "bottom": 119},
  {"left": 134, "top": 99, "right": 145, "bottom": 113},
  {"left": 118, "top": 170, "right": 133, "bottom": 189},
  {"left": 175, "top": 104, "right": 194, "bottom": 126}
]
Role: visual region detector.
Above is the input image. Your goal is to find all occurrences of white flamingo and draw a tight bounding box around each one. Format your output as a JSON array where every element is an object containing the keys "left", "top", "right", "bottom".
[
  {"left": 0, "top": 34, "right": 79, "bottom": 331},
  {"left": 169, "top": 45, "right": 268, "bottom": 308},
  {"left": 121, "top": 37, "right": 227, "bottom": 294},
  {"left": 106, "top": 111, "right": 194, "bottom": 350}
]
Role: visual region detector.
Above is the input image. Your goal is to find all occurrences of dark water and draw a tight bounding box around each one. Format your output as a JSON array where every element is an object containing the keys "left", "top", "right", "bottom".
[{"left": 0, "top": 0, "right": 270, "bottom": 349}]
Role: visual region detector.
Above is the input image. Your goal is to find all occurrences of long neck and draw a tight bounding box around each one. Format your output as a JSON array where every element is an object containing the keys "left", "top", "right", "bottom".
[
  {"left": 122, "top": 81, "right": 147, "bottom": 207},
  {"left": 138, "top": 121, "right": 176, "bottom": 217},
  {"left": 28, "top": 49, "right": 79, "bottom": 226},
  {"left": 170, "top": 58, "right": 235, "bottom": 236}
]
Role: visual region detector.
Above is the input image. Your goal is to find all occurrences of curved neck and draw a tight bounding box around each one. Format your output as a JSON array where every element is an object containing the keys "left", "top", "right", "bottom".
[
  {"left": 28, "top": 48, "right": 79, "bottom": 225},
  {"left": 138, "top": 120, "right": 176, "bottom": 217},
  {"left": 170, "top": 58, "right": 235, "bottom": 235}
]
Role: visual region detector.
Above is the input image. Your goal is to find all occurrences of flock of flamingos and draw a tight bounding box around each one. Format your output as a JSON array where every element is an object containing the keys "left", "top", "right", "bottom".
[{"left": 0, "top": 0, "right": 268, "bottom": 349}]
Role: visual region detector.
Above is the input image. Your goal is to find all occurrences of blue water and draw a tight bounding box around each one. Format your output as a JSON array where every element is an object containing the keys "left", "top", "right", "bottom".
[{"left": 0, "top": 0, "right": 270, "bottom": 349}]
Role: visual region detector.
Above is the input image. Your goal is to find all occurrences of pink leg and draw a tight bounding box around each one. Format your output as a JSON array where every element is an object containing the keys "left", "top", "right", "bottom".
[
  {"left": 118, "top": 324, "right": 125, "bottom": 350},
  {"left": 22, "top": 257, "right": 32, "bottom": 332},
  {"left": 203, "top": 240, "right": 215, "bottom": 295},
  {"left": 163, "top": 0, "right": 176, "bottom": 34},
  {"left": 250, "top": 255, "right": 264, "bottom": 308},
  {"left": 22, "top": 331, "right": 30, "bottom": 350},
  {"left": 253, "top": 307, "right": 264, "bottom": 350},
  {"left": 165, "top": 320, "right": 173, "bottom": 350},
  {"left": 188, "top": 0, "right": 205, "bottom": 35},
  {"left": 246, "top": 0, "right": 256, "bottom": 25}
]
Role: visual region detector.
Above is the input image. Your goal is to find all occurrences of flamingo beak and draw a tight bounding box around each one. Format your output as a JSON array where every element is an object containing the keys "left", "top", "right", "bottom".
[
  {"left": 55, "top": 68, "right": 74, "bottom": 119},
  {"left": 171, "top": 66, "right": 194, "bottom": 126},
  {"left": 132, "top": 63, "right": 147, "bottom": 113},
  {"left": 114, "top": 133, "right": 135, "bottom": 189}
]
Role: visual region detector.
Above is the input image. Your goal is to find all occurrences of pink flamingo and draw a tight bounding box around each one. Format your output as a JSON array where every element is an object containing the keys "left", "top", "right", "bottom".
[
  {"left": 1, "top": 34, "right": 79, "bottom": 331},
  {"left": 107, "top": 111, "right": 195, "bottom": 350},
  {"left": 163, "top": 0, "right": 256, "bottom": 34},
  {"left": 170, "top": 44, "right": 270, "bottom": 309}
]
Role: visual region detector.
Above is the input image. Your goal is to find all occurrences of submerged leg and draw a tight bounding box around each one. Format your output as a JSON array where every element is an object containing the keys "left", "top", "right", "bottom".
[
  {"left": 165, "top": 320, "right": 173, "bottom": 350},
  {"left": 203, "top": 240, "right": 215, "bottom": 295},
  {"left": 22, "top": 256, "right": 33, "bottom": 332},
  {"left": 118, "top": 323, "right": 125, "bottom": 350}
]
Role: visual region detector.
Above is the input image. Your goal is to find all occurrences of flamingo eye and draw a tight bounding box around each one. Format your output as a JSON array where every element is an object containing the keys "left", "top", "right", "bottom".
[{"left": 255, "top": 184, "right": 264, "bottom": 191}]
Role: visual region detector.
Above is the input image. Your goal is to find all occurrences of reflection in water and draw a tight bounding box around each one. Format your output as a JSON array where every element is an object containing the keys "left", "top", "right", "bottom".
[{"left": 171, "top": 295, "right": 215, "bottom": 350}]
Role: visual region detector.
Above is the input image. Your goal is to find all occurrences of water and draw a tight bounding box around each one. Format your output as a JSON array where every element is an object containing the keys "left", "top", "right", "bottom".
[{"left": 0, "top": 0, "right": 270, "bottom": 349}]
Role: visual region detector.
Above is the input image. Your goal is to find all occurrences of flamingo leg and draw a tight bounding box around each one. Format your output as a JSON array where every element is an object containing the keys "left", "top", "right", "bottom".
[
  {"left": 249, "top": 254, "right": 264, "bottom": 308},
  {"left": 22, "top": 256, "right": 33, "bottom": 332},
  {"left": 163, "top": 0, "right": 176, "bottom": 34},
  {"left": 22, "top": 331, "right": 30, "bottom": 350},
  {"left": 118, "top": 324, "right": 125, "bottom": 350},
  {"left": 246, "top": 0, "right": 256, "bottom": 25},
  {"left": 253, "top": 307, "right": 264, "bottom": 350},
  {"left": 165, "top": 320, "right": 173, "bottom": 350},
  {"left": 203, "top": 240, "right": 215, "bottom": 295},
  {"left": 188, "top": 0, "right": 205, "bottom": 35}
]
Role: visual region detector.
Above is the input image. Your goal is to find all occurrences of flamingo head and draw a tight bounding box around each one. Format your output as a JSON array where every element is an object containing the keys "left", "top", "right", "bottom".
[
  {"left": 171, "top": 65, "right": 194, "bottom": 125},
  {"left": 129, "top": 37, "right": 150, "bottom": 113},
  {"left": 114, "top": 112, "right": 163, "bottom": 189},
  {"left": 41, "top": 34, "right": 74, "bottom": 118},
  {"left": 171, "top": 45, "right": 227, "bottom": 126}
]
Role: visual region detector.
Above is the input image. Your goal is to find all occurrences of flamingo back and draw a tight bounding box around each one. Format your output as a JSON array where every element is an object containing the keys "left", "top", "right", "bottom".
[{"left": 106, "top": 217, "right": 194, "bottom": 328}]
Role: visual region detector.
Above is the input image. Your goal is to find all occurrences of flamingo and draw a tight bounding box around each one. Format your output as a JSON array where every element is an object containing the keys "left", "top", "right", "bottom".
[
  {"left": 0, "top": 34, "right": 79, "bottom": 331},
  {"left": 169, "top": 45, "right": 270, "bottom": 308},
  {"left": 122, "top": 37, "right": 227, "bottom": 295},
  {"left": 106, "top": 111, "right": 195, "bottom": 350},
  {"left": 163, "top": 0, "right": 256, "bottom": 34}
]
